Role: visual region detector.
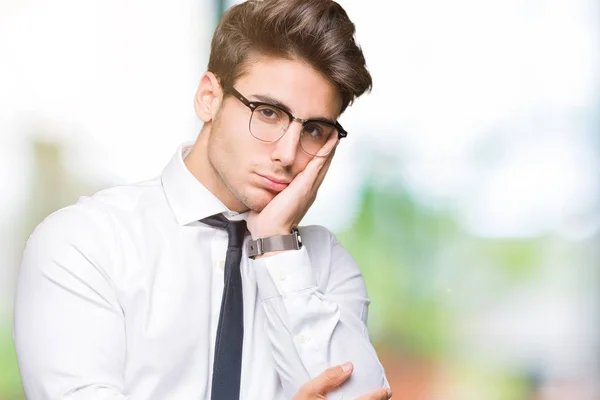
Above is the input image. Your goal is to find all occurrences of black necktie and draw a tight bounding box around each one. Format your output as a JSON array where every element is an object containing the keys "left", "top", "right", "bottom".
[{"left": 200, "top": 214, "right": 247, "bottom": 400}]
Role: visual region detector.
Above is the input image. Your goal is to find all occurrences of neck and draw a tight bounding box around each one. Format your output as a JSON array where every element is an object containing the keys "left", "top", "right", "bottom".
[{"left": 184, "top": 125, "right": 248, "bottom": 213}]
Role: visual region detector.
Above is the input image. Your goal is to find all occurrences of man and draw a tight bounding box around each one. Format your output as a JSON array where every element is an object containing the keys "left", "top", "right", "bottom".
[{"left": 14, "top": 0, "right": 391, "bottom": 399}]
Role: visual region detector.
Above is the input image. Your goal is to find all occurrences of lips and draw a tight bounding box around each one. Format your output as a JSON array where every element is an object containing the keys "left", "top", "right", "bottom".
[
  {"left": 257, "top": 174, "right": 290, "bottom": 192},
  {"left": 262, "top": 175, "right": 291, "bottom": 185}
]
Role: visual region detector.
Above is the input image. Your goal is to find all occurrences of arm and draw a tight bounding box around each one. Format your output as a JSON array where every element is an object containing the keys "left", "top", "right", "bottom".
[
  {"left": 252, "top": 226, "right": 389, "bottom": 399},
  {"left": 13, "top": 203, "right": 128, "bottom": 400},
  {"left": 293, "top": 363, "right": 392, "bottom": 400}
]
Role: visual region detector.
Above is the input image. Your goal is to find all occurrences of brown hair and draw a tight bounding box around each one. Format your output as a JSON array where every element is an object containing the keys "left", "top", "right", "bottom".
[{"left": 208, "top": 0, "right": 372, "bottom": 113}]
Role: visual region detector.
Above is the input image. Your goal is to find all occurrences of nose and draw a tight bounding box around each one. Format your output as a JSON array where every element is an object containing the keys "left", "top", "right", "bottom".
[{"left": 270, "top": 121, "right": 303, "bottom": 167}]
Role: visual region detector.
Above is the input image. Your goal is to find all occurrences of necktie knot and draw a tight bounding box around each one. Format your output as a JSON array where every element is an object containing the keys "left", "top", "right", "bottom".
[{"left": 200, "top": 214, "right": 248, "bottom": 248}]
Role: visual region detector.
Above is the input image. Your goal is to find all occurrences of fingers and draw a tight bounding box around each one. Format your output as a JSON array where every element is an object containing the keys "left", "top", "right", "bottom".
[
  {"left": 355, "top": 387, "right": 393, "bottom": 400},
  {"left": 312, "top": 145, "right": 336, "bottom": 190},
  {"left": 292, "top": 363, "right": 392, "bottom": 400},
  {"left": 285, "top": 135, "right": 338, "bottom": 211},
  {"left": 293, "top": 362, "right": 353, "bottom": 399},
  {"left": 302, "top": 138, "right": 338, "bottom": 190},
  {"left": 309, "top": 362, "right": 353, "bottom": 394},
  {"left": 305, "top": 140, "right": 337, "bottom": 177},
  {"left": 314, "top": 133, "right": 340, "bottom": 157}
]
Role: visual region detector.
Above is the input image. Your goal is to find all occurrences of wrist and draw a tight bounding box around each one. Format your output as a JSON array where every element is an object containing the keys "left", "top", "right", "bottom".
[
  {"left": 246, "top": 227, "right": 302, "bottom": 259},
  {"left": 250, "top": 227, "right": 293, "bottom": 241}
]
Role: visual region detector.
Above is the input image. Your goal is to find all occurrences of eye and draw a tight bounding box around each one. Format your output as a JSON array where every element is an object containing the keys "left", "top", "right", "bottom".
[
  {"left": 255, "top": 105, "right": 283, "bottom": 123},
  {"left": 304, "top": 123, "right": 324, "bottom": 138},
  {"left": 260, "top": 108, "right": 276, "bottom": 118}
]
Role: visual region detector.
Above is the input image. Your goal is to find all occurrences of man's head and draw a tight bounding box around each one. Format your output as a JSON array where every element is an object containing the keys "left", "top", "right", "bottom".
[
  {"left": 190, "top": 0, "right": 371, "bottom": 213},
  {"left": 208, "top": 0, "right": 372, "bottom": 114}
]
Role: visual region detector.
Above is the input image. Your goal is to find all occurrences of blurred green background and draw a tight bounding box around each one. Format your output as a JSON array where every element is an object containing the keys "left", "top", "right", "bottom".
[{"left": 1, "top": 0, "right": 598, "bottom": 399}]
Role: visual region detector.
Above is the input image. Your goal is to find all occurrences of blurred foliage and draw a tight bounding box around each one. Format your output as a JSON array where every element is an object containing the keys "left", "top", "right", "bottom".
[
  {"left": 336, "top": 181, "right": 546, "bottom": 361},
  {"left": 477, "top": 239, "right": 546, "bottom": 282},
  {"left": 439, "top": 361, "right": 536, "bottom": 400},
  {"left": 0, "top": 325, "right": 24, "bottom": 400},
  {"left": 337, "top": 183, "right": 459, "bottom": 359},
  {"left": 20, "top": 140, "right": 103, "bottom": 248}
]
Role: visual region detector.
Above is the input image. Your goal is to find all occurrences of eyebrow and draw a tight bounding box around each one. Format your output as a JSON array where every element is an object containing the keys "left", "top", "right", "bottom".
[{"left": 250, "top": 93, "right": 337, "bottom": 125}]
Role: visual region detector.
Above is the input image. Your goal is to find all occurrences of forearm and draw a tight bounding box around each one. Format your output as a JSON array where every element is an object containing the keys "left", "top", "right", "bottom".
[{"left": 253, "top": 247, "right": 388, "bottom": 400}]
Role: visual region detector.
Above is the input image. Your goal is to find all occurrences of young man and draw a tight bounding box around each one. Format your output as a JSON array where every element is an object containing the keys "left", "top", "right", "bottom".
[{"left": 14, "top": 0, "right": 391, "bottom": 399}]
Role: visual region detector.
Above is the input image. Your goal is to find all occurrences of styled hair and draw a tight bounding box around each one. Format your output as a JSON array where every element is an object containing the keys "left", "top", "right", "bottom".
[{"left": 208, "top": 0, "right": 372, "bottom": 113}]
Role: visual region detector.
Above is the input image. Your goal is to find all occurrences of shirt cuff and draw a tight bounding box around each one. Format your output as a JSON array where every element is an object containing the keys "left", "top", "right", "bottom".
[{"left": 252, "top": 247, "right": 317, "bottom": 300}]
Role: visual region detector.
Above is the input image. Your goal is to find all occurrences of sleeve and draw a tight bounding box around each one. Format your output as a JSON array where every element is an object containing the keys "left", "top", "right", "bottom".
[
  {"left": 252, "top": 226, "right": 389, "bottom": 400},
  {"left": 13, "top": 203, "right": 129, "bottom": 400}
]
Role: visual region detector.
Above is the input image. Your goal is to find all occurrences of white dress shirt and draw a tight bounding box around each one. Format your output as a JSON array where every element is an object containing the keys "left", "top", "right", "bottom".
[{"left": 13, "top": 142, "right": 389, "bottom": 400}]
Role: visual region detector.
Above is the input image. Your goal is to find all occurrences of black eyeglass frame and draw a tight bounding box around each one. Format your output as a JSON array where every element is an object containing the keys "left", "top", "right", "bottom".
[{"left": 222, "top": 84, "right": 348, "bottom": 146}]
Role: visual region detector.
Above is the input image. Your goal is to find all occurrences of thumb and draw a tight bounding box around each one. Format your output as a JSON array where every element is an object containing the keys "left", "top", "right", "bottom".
[{"left": 309, "top": 362, "right": 354, "bottom": 395}]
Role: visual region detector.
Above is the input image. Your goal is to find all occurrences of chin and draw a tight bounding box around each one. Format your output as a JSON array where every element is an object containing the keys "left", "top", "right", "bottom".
[{"left": 242, "top": 186, "right": 276, "bottom": 212}]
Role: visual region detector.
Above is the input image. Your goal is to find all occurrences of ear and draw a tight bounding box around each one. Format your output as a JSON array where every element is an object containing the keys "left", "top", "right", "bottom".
[{"left": 194, "top": 72, "right": 223, "bottom": 123}]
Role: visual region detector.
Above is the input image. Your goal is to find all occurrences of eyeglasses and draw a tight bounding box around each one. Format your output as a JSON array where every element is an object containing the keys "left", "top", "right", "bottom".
[{"left": 222, "top": 84, "right": 347, "bottom": 157}]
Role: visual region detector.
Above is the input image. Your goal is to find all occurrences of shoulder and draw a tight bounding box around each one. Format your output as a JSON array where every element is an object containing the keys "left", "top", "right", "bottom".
[
  {"left": 25, "top": 177, "right": 163, "bottom": 261},
  {"left": 84, "top": 176, "right": 165, "bottom": 218}
]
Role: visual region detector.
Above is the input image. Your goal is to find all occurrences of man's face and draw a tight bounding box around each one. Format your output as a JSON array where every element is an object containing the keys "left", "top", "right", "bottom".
[{"left": 206, "top": 57, "right": 342, "bottom": 212}]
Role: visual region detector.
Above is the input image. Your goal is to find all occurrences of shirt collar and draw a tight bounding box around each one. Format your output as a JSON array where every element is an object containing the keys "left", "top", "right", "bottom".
[{"left": 161, "top": 142, "right": 249, "bottom": 226}]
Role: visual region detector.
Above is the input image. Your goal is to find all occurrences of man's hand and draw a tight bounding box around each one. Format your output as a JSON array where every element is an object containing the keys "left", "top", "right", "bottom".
[
  {"left": 246, "top": 134, "right": 338, "bottom": 241},
  {"left": 293, "top": 362, "right": 393, "bottom": 400}
]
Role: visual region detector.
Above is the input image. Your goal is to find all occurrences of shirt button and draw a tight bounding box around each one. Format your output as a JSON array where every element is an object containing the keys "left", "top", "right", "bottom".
[
  {"left": 297, "top": 334, "right": 311, "bottom": 344},
  {"left": 217, "top": 260, "right": 225, "bottom": 271},
  {"left": 277, "top": 269, "right": 287, "bottom": 281}
]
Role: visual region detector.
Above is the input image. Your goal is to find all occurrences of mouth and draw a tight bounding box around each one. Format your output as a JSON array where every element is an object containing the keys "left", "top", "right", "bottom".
[{"left": 256, "top": 173, "right": 290, "bottom": 192}]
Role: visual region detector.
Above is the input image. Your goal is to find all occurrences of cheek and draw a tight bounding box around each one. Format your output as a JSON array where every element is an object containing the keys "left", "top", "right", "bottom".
[
  {"left": 213, "top": 115, "right": 257, "bottom": 174},
  {"left": 292, "top": 153, "right": 312, "bottom": 175}
]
